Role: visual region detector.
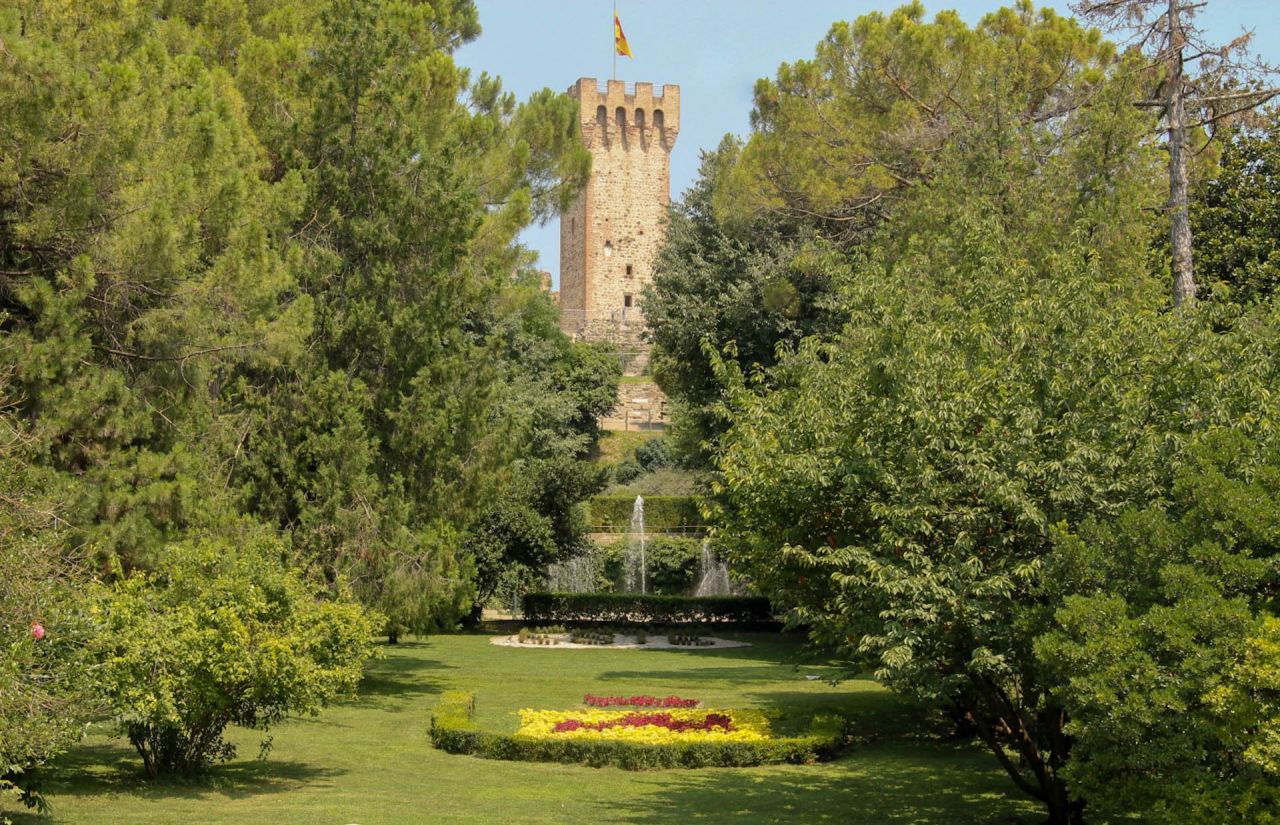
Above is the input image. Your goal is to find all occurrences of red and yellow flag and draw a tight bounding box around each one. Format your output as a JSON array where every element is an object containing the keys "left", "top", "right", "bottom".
[{"left": 614, "top": 12, "right": 633, "bottom": 58}]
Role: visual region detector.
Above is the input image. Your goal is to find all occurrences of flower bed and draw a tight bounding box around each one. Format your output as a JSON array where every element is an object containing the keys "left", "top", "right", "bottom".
[
  {"left": 583, "top": 694, "right": 698, "bottom": 708},
  {"left": 554, "top": 712, "right": 730, "bottom": 734},
  {"left": 430, "top": 691, "right": 848, "bottom": 770},
  {"left": 518, "top": 708, "right": 769, "bottom": 744}
]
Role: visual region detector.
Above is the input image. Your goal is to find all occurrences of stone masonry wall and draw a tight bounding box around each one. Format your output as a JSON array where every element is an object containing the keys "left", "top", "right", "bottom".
[
  {"left": 559, "top": 78, "right": 679, "bottom": 352},
  {"left": 600, "top": 380, "right": 669, "bottom": 431}
]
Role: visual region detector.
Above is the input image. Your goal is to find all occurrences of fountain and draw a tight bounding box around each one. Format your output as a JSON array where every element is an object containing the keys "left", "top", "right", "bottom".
[
  {"left": 621, "top": 495, "right": 647, "bottom": 594},
  {"left": 546, "top": 549, "right": 598, "bottom": 593},
  {"left": 694, "top": 538, "right": 732, "bottom": 597}
]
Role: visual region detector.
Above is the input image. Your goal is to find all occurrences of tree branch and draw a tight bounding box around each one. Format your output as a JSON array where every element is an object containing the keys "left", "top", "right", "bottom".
[{"left": 92, "top": 343, "right": 257, "bottom": 363}]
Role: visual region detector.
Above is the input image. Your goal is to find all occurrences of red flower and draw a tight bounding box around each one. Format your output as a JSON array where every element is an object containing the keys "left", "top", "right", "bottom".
[
  {"left": 30, "top": 622, "right": 45, "bottom": 641},
  {"left": 583, "top": 694, "right": 698, "bottom": 708},
  {"left": 553, "top": 712, "right": 733, "bottom": 734}
]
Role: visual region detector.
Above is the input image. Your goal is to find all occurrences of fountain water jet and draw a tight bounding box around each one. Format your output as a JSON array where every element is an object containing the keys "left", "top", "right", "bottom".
[
  {"left": 622, "top": 496, "right": 647, "bottom": 594},
  {"left": 694, "top": 538, "right": 732, "bottom": 597},
  {"left": 546, "top": 549, "right": 598, "bottom": 593}
]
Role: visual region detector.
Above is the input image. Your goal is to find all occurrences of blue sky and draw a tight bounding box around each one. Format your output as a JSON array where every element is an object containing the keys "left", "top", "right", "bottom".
[{"left": 455, "top": 0, "right": 1280, "bottom": 287}]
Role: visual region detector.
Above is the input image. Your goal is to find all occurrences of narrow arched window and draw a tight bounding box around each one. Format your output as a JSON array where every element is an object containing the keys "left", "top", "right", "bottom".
[
  {"left": 615, "top": 106, "right": 628, "bottom": 149},
  {"left": 596, "top": 105, "right": 609, "bottom": 146}
]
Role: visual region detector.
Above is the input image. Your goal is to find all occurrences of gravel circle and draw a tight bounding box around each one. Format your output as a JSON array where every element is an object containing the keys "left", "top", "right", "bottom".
[{"left": 490, "top": 633, "right": 751, "bottom": 650}]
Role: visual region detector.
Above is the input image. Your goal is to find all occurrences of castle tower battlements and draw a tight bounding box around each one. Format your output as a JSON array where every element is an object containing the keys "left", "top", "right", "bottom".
[{"left": 559, "top": 77, "right": 679, "bottom": 376}]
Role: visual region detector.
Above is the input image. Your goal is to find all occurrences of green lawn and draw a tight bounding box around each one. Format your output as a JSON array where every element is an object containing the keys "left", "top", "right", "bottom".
[
  {"left": 592, "top": 430, "right": 661, "bottom": 465},
  {"left": 21, "top": 633, "right": 1041, "bottom": 824}
]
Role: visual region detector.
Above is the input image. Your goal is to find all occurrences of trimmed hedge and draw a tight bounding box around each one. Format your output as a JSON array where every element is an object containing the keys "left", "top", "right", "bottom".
[
  {"left": 587, "top": 495, "right": 702, "bottom": 530},
  {"left": 522, "top": 592, "right": 774, "bottom": 626},
  {"left": 429, "top": 691, "right": 846, "bottom": 769}
]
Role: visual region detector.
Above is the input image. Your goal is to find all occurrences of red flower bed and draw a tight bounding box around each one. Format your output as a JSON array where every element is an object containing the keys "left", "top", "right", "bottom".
[
  {"left": 553, "top": 712, "right": 734, "bottom": 734},
  {"left": 583, "top": 693, "right": 698, "bottom": 708}
]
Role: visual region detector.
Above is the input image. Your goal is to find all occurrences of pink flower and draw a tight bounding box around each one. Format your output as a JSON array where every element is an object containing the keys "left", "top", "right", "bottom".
[{"left": 31, "top": 622, "right": 45, "bottom": 640}]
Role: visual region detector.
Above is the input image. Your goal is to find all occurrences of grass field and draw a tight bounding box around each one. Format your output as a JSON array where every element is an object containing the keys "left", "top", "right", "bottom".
[
  {"left": 592, "top": 430, "right": 660, "bottom": 465},
  {"left": 19, "top": 633, "right": 1041, "bottom": 824}
]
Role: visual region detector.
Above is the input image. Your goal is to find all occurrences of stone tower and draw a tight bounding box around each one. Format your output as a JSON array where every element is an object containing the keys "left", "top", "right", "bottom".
[{"left": 559, "top": 78, "right": 680, "bottom": 376}]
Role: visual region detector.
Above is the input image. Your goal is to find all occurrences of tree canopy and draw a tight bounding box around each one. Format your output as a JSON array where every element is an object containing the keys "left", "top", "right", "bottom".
[
  {"left": 0, "top": 0, "right": 612, "bottom": 639},
  {"left": 647, "top": 4, "right": 1280, "bottom": 821}
]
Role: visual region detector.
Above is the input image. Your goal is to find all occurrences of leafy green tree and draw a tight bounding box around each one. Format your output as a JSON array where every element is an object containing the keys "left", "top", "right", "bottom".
[
  {"left": 701, "top": 39, "right": 1242, "bottom": 807},
  {"left": 218, "top": 0, "right": 594, "bottom": 633},
  {"left": 721, "top": 1, "right": 1135, "bottom": 244},
  {"left": 98, "top": 533, "right": 377, "bottom": 778},
  {"left": 0, "top": 373, "right": 98, "bottom": 817},
  {"left": 460, "top": 277, "right": 619, "bottom": 617},
  {"left": 1073, "top": 0, "right": 1280, "bottom": 305},
  {"left": 2, "top": 0, "right": 599, "bottom": 636},
  {"left": 1037, "top": 426, "right": 1280, "bottom": 822},
  {"left": 711, "top": 219, "right": 1194, "bottom": 822},
  {"left": 1192, "top": 110, "right": 1280, "bottom": 305},
  {"left": 644, "top": 138, "right": 841, "bottom": 460},
  {"left": 648, "top": 3, "right": 1161, "bottom": 463},
  {"left": 0, "top": 1, "right": 309, "bottom": 570}
]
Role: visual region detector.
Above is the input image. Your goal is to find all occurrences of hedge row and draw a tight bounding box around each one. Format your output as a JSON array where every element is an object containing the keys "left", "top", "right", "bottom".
[
  {"left": 587, "top": 495, "right": 702, "bottom": 530},
  {"left": 521, "top": 592, "right": 774, "bottom": 626},
  {"left": 429, "top": 691, "right": 846, "bottom": 770}
]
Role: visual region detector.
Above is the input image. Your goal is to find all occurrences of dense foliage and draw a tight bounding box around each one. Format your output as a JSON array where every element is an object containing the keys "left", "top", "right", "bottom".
[
  {"left": 0, "top": 374, "right": 97, "bottom": 815},
  {"left": 645, "top": 3, "right": 1280, "bottom": 822},
  {"left": 601, "top": 536, "right": 706, "bottom": 595},
  {"left": 643, "top": 140, "right": 840, "bottom": 457},
  {"left": 645, "top": 1, "right": 1158, "bottom": 463},
  {"left": 1192, "top": 109, "right": 1280, "bottom": 305},
  {"left": 98, "top": 535, "right": 376, "bottom": 777},
  {"left": 586, "top": 495, "right": 701, "bottom": 531},
  {"left": 0, "top": 0, "right": 611, "bottom": 639},
  {"left": 1037, "top": 428, "right": 1280, "bottom": 821},
  {"left": 0, "top": 0, "right": 613, "bottom": 805}
]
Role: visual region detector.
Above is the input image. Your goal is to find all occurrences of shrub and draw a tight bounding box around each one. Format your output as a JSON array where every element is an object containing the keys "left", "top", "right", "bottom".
[
  {"left": 668, "top": 633, "right": 715, "bottom": 647},
  {"left": 613, "top": 459, "right": 646, "bottom": 484},
  {"left": 522, "top": 593, "right": 774, "bottom": 627},
  {"left": 587, "top": 495, "right": 702, "bottom": 530},
  {"left": 98, "top": 535, "right": 377, "bottom": 778},
  {"left": 0, "top": 536, "right": 97, "bottom": 816},
  {"left": 430, "top": 692, "right": 846, "bottom": 769},
  {"left": 601, "top": 536, "right": 704, "bottom": 595},
  {"left": 569, "top": 630, "right": 615, "bottom": 645},
  {"left": 606, "top": 467, "right": 700, "bottom": 497},
  {"left": 633, "top": 438, "right": 676, "bottom": 471}
]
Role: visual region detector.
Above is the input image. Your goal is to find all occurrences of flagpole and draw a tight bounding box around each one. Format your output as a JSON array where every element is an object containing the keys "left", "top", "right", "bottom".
[{"left": 612, "top": 0, "right": 617, "bottom": 81}]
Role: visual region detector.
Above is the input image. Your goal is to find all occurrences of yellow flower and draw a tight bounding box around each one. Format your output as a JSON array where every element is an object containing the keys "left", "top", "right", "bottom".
[{"left": 514, "top": 708, "right": 772, "bottom": 744}]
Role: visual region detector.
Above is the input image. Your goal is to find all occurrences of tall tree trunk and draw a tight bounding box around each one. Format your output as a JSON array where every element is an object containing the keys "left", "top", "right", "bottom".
[{"left": 1167, "top": 0, "right": 1197, "bottom": 305}]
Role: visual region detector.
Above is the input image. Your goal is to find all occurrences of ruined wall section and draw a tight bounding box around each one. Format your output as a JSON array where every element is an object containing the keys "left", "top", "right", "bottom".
[{"left": 559, "top": 78, "right": 679, "bottom": 363}]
